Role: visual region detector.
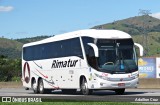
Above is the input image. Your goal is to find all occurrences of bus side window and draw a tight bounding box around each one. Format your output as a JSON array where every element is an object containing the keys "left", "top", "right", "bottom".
[
  {"left": 24, "top": 46, "right": 34, "bottom": 61},
  {"left": 61, "top": 40, "right": 71, "bottom": 57},
  {"left": 70, "top": 38, "right": 83, "bottom": 59}
]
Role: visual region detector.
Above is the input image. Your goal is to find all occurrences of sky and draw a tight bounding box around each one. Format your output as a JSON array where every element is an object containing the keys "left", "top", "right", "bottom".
[{"left": 0, "top": 0, "right": 160, "bottom": 39}]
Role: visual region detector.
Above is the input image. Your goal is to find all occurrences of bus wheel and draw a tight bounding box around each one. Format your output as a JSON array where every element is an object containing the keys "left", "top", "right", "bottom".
[
  {"left": 81, "top": 78, "right": 92, "bottom": 95},
  {"left": 38, "top": 79, "right": 51, "bottom": 94},
  {"left": 114, "top": 88, "right": 125, "bottom": 95},
  {"left": 38, "top": 79, "right": 45, "bottom": 94},
  {"left": 32, "top": 79, "right": 38, "bottom": 94}
]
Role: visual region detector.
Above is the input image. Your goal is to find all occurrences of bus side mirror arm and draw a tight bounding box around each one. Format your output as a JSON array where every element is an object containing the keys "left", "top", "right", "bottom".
[
  {"left": 87, "top": 43, "right": 99, "bottom": 57},
  {"left": 134, "top": 43, "right": 143, "bottom": 56}
]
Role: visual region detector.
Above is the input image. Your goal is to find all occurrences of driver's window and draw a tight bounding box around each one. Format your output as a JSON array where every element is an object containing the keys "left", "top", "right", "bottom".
[{"left": 87, "top": 46, "right": 97, "bottom": 69}]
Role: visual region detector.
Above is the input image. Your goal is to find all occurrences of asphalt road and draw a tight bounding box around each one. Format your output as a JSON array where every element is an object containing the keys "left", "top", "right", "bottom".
[{"left": 0, "top": 88, "right": 160, "bottom": 102}]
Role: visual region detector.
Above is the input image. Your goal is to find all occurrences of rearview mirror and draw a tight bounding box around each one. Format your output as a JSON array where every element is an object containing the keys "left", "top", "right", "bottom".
[
  {"left": 134, "top": 43, "right": 143, "bottom": 56},
  {"left": 87, "top": 43, "right": 99, "bottom": 57}
]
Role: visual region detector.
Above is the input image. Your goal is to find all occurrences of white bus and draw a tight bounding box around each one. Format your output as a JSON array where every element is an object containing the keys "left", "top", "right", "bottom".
[{"left": 22, "top": 29, "right": 143, "bottom": 95}]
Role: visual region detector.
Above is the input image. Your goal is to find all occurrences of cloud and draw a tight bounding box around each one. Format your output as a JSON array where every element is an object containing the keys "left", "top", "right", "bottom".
[
  {"left": 0, "top": 6, "right": 14, "bottom": 12},
  {"left": 150, "top": 13, "right": 160, "bottom": 20}
]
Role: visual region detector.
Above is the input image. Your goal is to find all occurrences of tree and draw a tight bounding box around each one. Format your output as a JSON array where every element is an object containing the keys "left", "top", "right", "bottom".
[{"left": 0, "top": 55, "right": 21, "bottom": 81}]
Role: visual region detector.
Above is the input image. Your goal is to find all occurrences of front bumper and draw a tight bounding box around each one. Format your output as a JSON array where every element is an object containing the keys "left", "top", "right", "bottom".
[{"left": 89, "top": 78, "right": 138, "bottom": 89}]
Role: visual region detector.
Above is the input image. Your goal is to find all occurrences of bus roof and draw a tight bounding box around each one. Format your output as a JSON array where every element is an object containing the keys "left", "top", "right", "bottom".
[{"left": 23, "top": 29, "right": 132, "bottom": 47}]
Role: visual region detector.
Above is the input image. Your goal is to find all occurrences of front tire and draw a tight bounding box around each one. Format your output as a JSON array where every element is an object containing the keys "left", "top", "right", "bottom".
[{"left": 81, "top": 78, "right": 92, "bottom": 95}]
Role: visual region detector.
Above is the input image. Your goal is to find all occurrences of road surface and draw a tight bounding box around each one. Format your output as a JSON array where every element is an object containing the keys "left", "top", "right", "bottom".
[{"left": 0, "top": 88, "right": 160, "bottom": 102}]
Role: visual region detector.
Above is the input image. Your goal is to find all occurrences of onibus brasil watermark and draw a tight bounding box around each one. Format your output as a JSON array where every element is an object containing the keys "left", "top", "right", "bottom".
[{"left": 2, "top": 97, "right": 42, "bottom": 102}]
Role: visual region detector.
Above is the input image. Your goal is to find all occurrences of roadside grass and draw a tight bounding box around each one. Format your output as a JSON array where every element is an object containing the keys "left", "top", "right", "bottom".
[{"left": 0, "top": 102, "right": 156, "bottom": 105}]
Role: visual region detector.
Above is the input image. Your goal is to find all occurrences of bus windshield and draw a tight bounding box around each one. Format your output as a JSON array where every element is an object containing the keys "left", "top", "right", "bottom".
[
  {"left": 97, "top": 39, "right": 138, "bottom": 74},
  {"left": 82, "top": 37, "right": 138, "bottom": 74}
]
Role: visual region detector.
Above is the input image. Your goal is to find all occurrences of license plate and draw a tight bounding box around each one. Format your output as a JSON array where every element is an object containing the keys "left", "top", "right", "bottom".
[{"left": 118, "top": 83, "right": 125, "bottom": 87}]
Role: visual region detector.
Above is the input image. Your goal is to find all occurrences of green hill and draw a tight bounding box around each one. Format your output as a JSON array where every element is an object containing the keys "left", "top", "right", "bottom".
[
  {"left": 92, "top": 15, "right": 160, "bottom": 35},
  {"left": 92, "top": 15, "right": 160, "bottom": 57},
  {"left": 0, "top": 36, "right": 51, "bottom": 59},
  {"left": 0, "top": 38, "right": 23, "bottom": 59},
  {"left": 16, "top": 35, "right": 51, "bottom": 44}
]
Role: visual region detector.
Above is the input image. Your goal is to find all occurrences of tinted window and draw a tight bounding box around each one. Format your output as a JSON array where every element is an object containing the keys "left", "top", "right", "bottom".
[
  {"left": 70, "top": 38, "right": 83, "bottom": 58},
  {"left": 23, "top": 37, "right": 83, "bottom": 61}
]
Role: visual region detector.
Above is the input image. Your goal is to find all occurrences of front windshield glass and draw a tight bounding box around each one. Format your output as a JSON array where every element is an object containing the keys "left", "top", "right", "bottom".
[
  {"left": 97, "top": 39, "right": 138, "bottom": 74},
  {"left": 82, "top": 37, "right": 138, "bottom": 74}
]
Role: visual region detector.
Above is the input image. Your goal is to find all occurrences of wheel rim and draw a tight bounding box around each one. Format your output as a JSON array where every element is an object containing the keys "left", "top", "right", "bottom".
[
  {"left": 39, "top": 82, "right": 44, "bottom": 92},
  {"left": 32, "top": 80, "right": 37, "bottom": 91},
  {"left": 82, "top": 82, "right": 88, "bottom": 94}
]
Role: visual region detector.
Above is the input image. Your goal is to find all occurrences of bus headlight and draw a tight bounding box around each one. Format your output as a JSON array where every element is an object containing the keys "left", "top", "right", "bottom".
[
  {"left": 131, "top": 73, "right": 139, "bottom": 78},
  {"left": 95, "top": 73, "right": 109, "bottom": 80}
]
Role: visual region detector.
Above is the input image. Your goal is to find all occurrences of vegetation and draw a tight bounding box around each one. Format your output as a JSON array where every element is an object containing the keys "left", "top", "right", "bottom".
[
  {"left": 0, "top": 38, "right": 22, "bottom": 59},
  {"left": 0, "top": 55, "right": 21, "bottom": 81},
  {"left": 0, "top": 48, "right": 21, "bottom": 59},
  {"left": 92, "top": 15, "right": 160, "bottom": 35},
  {"left": 16, "top": 35, "right": 51, "bottom": 44},
  {"left": 133, "top": 32, "right": 160, "bottom": 56},
  {"left": 0, "top": 36, "right": 51, "bottom": 59}
]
